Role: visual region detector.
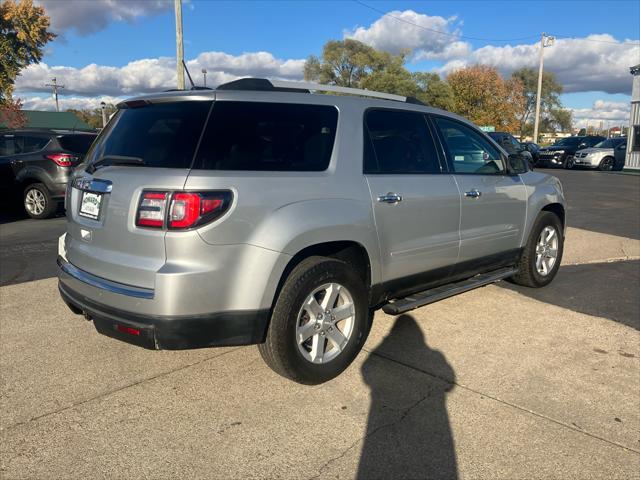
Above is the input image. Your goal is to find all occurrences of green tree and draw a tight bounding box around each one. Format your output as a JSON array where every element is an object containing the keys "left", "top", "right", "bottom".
[
  {"left": 548, "top": 108, "right": 573, "bottom": 133},
  {"left": 511, "top": 67, "right": 563, "bottom": 137},
  {"left": 67, "top": 104, "right": 116, "bottom": 129},
  {"left": 304, "top": 39, "right": 418, "bottom": 98},
  {"left": 0, "top": 0, "right": 55, "bottom": 103},
  {"left": 447, "top": 65, "right": 524, "bottom": 132},
  {"left": 411, "top": 72, "right": 455, "bottom": 111}
]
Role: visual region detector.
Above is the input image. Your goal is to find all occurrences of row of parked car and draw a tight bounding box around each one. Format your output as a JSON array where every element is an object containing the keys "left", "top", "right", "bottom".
[
  {"left": 488, "top": 131, "right": 627, "bottom": 171},
  {"left": 0, "top": 129, "right": 97, "bottom": 218}
]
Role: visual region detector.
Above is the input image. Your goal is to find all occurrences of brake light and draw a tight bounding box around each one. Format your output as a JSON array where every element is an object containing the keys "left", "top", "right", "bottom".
[
  {"left": 46, "top": 153, "right": 75, "bottom": 167},
  {"left": 135, "top": 190, "right": 232, "bottom": 230},
  {"left": 136, "top": 191, "right": 168, "bottom": 228},
  {"left": 168, "top": 191, "right": 230, "bottom": 229}
]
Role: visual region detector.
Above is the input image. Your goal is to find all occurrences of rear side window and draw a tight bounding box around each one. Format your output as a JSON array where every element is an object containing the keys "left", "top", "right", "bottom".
[
  {"left": 23, "top": 136, "right": 50, "bottom": 153},
  {"left": 85, "top": 101, "right": 212, "bottom": 169},
  {"left": 57, "top": 135, "right": 97, "bottom": 154},
  {"left": 364, "top": 109, "right": 441, "bottom": 174},
  {"left": 194, "top": 102, "right": 338, "bottom": 171}
]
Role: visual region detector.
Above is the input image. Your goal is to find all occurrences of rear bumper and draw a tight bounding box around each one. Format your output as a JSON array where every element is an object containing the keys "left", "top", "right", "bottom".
[{"left": 58, "top": 260, "right": 270, "bottom": 350}]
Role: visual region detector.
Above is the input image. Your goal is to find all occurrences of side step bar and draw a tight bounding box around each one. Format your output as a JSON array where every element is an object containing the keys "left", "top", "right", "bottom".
[{"left": 382, "top": 267, "right": 518, "bottom": 315}]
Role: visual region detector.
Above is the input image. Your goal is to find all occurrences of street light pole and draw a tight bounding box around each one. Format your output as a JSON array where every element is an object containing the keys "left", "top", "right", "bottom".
[
  {"left": 174, "top": 0, "right": 185, "bottom": 90},
  {"left": 100, "top": 102, "right": 107, "bottom": 128},
  {"left": 202, "top": 69, "right": 207, "bottom": 87},
  {"left": 533, "top": 33, "right": 555, "bottom": 144}
]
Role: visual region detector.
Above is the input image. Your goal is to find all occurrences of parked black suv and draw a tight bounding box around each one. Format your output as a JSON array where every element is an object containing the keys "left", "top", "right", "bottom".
[
  {"left": 0, "top": 129, "right": 97, "bottom": 218},
  {"left": 537, "top": 135, "right": 605, "bottom": 168}
]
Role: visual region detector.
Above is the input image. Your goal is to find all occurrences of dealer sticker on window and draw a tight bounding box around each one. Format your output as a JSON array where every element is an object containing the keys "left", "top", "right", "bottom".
[{"left": 79, "top": 191, "right": 102, "bottom": 220}]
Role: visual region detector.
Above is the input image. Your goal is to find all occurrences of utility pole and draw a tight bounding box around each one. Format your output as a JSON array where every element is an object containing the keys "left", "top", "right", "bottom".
[
  {"left": 533, "top": 33, "right": 555, "bottom": 143},
  {"left": 174, "top": 0, "right": 185, "bottom": 90},
  {"left": 202, "top": 68, "right": 207, "bottom": 87},
  {"left": 45, "top": 77, "right": 64, "bottom": 112},
  {"left": 100, "top": 101, "right": 107, "bottom": 128}
]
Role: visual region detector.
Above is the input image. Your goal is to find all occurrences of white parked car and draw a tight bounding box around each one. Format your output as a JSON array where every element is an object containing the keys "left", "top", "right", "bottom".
[{"left": 570, "top": 137, "right": 627, "bottom": 171}]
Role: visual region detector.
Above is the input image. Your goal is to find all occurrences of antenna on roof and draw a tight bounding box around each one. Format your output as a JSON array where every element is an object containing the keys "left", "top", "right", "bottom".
[{"left": 182, "top": 60, "right": 212, "bottom": 90}]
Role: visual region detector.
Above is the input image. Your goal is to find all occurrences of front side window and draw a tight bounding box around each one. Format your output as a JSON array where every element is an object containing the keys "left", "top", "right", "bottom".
[
  {"left": 433, "top": 117, "right": 505, "bottom": 174},
  {"left": 194, "top": 102, "right": 338, "bottom": 171},
  {"left": 364, "top": 109, "right": 441, "bottom": 174}
]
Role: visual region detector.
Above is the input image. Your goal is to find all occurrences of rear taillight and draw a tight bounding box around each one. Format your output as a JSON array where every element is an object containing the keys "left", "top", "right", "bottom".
[
  {"left": 136, "top": 191, "right": 169, "bottom": 228},
  {"left": 135, "top": 190, "right": 232, "bottom": 230},
  {"left": 46, "top": 153, "right": 76, "bottom": 167}
]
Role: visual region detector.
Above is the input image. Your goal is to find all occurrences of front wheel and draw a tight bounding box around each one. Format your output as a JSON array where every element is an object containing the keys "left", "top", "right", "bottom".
[
  {"left": 598, "top": 156, "right": 614, "bottom": 171},
  {"left": 564, "top": 156, "right": 574, "bottom": 169},
  {"left": 258, "top": 256, "right": 370, "bottom": 385},
  {"left": 511, "top": 211, "right": 564, "bottom": 288}
]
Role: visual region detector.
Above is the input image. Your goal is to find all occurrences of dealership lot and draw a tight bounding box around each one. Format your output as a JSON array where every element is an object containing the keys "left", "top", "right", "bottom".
[{"left": 1, "top": 169, "right": 639, "bottom": 478}]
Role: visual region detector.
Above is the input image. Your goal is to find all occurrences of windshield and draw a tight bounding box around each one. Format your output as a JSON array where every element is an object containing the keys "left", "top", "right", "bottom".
[
  {"left": 85, "top": 101, "right": 211, "bottom": 169},
  {"left": 553, "top": 137, "right": 581, "bottom": 147},
  {"left": 593, "top": 139, "right": 617, "bottom": 148}
]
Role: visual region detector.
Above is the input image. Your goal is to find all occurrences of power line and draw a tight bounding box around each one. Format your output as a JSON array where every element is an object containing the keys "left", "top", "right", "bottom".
[
  {"left": 352, "top": 0, "right": 640, "bottom": 47},
  {"left": 352, "top": 0, "right": 539, "bottom": 43}
]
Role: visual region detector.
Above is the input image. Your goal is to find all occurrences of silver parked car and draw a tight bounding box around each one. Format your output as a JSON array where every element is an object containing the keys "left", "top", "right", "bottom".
[
  {"left": 58, "top": 79, "right": 566, "bottom": 384},
  {"left": 570, "top": 137, "right": 627, "bottom": 171}
]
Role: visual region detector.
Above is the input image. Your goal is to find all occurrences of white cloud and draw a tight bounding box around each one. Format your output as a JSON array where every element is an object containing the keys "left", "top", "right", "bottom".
[
  {"left": 345, "top": 10, "right": 470, "bottom": 60},
  {"left": 438, "top": 35, "right": 640, "bottom": 94},
  {"left": 14, "top": 51, "right": 305, "bottom": 98},
  {"left": 21, "top": 95, "right": 125, "bottom": 111},
  {"left": 570, "top": 99, "right": 631, "bottom": 128},
  {"left": 35, "top": 0, "right": 173, "bottom": 35}
]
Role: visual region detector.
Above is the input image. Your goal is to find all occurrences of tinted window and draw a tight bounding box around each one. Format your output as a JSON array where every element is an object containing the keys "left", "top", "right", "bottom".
[
  {"left": 58, "top": 134, "right": 97, "bottom": 154},
  {"left": 433, "top": 117, "right": 504, "bottom": 174},
  {"left": 194, "top": 102, "right": 338, "bottom": 171},
  {"left": 0, "top": 135, "right": 20, "bottom": 156},
  {"left": 23, "top": 135, "right": 50, "bottom": 153},
  {"left": 86, "top": 101, "right": 212, "bottom": 169},
  {"left": 554, "top": 137, "right": 582, "bottom": 147},
  {"left": 364, "top": 109, "right": 440, "bottom": 174}
]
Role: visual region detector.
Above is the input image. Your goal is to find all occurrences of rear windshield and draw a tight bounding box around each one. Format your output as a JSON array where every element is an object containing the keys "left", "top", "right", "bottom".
[
  {"left": 57, "top": 134, "right": 97, "bottom": 154},
  {"left": 193, "top": 101, "right": 338, "bottom": 171},
  {"left": 85, "top": 101, "right": 212, "bottom": 169}
]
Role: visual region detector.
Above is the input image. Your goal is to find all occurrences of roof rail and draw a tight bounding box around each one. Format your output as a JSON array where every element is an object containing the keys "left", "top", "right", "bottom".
[{"left": 216, "top": 78, "right": 425, "bottom": 105}]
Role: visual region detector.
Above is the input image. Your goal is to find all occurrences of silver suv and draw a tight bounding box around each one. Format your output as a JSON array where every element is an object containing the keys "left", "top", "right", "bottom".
[{"left": 58, "top": 79, "right": 566, "bottom": 384}]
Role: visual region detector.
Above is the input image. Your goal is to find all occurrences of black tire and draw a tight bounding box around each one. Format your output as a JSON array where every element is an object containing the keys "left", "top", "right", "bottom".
[
  {"left": 565, "top": 156, "right": 574, "bottom": 169},
  {"left": 258, "top": 256, "right": 370, "bottom": 385},
  {"left": 598, "top": 156, "right": 614, "bottom": 171},
  {"left": 511, "top": 211, "right": 564, "bottom": 288},
  {"left": 23, "top": 183, "right": 55, "bottom": 219}
]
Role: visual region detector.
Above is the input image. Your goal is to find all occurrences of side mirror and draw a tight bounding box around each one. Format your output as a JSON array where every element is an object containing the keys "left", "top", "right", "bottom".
[
  {"left": 578, "top": 143, "right": 588, "bottom": 149},
  {"left": 617, "top": 144, "right": 626, "bottom": 150},
  {"left": 508, "top": 153, "right": 528, "bottom": 174}
]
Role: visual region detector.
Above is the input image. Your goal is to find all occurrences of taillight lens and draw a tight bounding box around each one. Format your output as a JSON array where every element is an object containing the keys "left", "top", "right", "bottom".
[
  {"left": 136, "top": 191, "right": 168, "bottom": 228},
  {"left": 135, "top": 190, "right": 231, "bottom": 230},
  {"left": 168, "top": 191, "right": 231, "bottom": 229},
  {"left": 46, "top": 153, "right": 75, "bottom": 167}
]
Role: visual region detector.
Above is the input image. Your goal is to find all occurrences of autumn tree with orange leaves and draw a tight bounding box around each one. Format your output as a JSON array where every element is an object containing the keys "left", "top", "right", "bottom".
[{"left": 447, "top": 65, "right": 525, "bottom": 133}]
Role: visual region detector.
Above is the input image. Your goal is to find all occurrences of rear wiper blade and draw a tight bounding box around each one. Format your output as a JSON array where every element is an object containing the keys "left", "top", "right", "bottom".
[{"left": 87, "top": 155, "right": 145, "bottom": 173}]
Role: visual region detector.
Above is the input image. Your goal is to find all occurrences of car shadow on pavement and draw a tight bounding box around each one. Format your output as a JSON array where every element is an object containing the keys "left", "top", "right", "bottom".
[
  {"left": 502, "top": 260, "right": 640, "bottom": 330},
  {"left": 357, "top": 314, "right": 458, "bottom": 480}
]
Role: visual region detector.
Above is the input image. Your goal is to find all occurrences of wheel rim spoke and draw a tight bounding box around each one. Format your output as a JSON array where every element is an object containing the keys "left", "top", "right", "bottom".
[
  {"left": 536, "top": 225, "right": 559, "bottom": 276},
  {"left": 296, "top": 282, "right": 355, "bottom": 365}
]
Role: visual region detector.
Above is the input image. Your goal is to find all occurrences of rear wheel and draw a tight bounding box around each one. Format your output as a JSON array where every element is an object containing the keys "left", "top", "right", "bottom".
[
  {"left": 23, "top": 183, "right": 55, "bottom": 219},
  {"left": 598, "top": 156, "right": 614, "bottom": 171},
  {"left": 511, "top": 211, "right": 563, "bottom": 288},
  {"left": 259, "top": 256, "right": 370, "bottom": 385}
]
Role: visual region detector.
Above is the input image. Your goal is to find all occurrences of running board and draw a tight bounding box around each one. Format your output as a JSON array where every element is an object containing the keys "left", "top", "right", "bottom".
[{"left": 382, "top": 267, "right": 518, "bottom": 315}]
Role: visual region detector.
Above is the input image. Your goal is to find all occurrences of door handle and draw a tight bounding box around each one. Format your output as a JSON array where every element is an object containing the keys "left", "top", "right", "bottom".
[
  {"left": 464, "top": 189, "right": 482, "bottom": 199},
  {"left": 377, "top": 192, "right": 403, "bottom": 204}
]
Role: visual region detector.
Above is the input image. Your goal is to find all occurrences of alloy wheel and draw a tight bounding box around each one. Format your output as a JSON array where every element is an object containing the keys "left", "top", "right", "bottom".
[
  {"left": 535, "top": 226, "right": 559, "bottom": 276},
  {"left": 296, "top": 282, "right": 355, "bottom": 364},
  {"left": 24, "top": 188, "right": 46, "bottom": 216}
]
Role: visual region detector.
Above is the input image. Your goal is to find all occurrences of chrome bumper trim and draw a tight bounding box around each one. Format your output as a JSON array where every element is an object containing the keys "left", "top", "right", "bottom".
[{"left": 57, "top": 257, "right": 155, "bottom": 299}]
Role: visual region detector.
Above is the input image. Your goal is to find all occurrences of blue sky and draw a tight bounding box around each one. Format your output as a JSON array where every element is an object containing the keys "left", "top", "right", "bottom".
[{"left": 18, "top": 1, "right": 640, "bottom": 128}]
